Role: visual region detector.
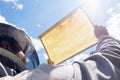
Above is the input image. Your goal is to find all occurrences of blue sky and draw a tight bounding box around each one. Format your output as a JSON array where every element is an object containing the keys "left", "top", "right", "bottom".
[{"left": 0, "top": 0, "right": 120, "bottom": 64}]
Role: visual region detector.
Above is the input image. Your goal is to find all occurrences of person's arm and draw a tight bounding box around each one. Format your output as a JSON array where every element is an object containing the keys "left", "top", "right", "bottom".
[
  {"left": 7, "top": 36, "right": 119, "bottom": 80},
  {"left": 73, "top": 36, "right": 120, "bottom": 80}
]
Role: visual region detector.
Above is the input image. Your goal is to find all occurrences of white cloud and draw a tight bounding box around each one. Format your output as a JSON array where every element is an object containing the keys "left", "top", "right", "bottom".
[
  {"left": 73, "top": 53, "right": 89, "bottom": 61},
  {"left": 14, "top": 3, "right": 23, "bottom": 10},
  {"left": 106, "top": 3, "right": 120, "bottom": 40},
  {"left": 2, "top": 0, "right": 17, "bottom": 2},
  {"left": 2, "top": 0, "right": 23, "bottom": 10},
  {"left": 66, "top": 60, "right": 71, "bottom": 64},
  {"left": 43, "top": 53, "right": 48, "bottom": 60},
  {"left": 30, "top": 37, "right": 43, "bottom": 51},
  {"left": 107, "top": 8, "right": 113, "bottom": 15},
  {"left": 0, "top": 14, "right": 17, "bottom": 27},
  {"left": 0, "top": 15, "right": 9, "bottom": 24},
  {"left": 60, "top": 53, "right": 90, "bottom": 65},
  {"left": 37, "top": 24, "right": 41, "bottom": 28}
]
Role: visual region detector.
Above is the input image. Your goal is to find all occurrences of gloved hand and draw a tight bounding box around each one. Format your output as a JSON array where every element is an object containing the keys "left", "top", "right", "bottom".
[{"left": 94, "top": 25, "right": 108, "bottom": 39}]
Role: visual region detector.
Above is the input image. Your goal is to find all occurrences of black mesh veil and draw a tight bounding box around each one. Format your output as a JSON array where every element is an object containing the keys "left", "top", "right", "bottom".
[{"left": 0, "top": 23, "right": 40, "bottom": 70}]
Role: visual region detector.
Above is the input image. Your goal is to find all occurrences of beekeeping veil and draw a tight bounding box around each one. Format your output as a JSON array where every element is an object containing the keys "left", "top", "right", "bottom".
[{"left": 0, "top": 23, "right": 39, "bottom": 72}]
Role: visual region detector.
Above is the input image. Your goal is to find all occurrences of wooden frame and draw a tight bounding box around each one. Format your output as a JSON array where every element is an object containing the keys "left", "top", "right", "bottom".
[{"left": 39, "top": 8, "right": 98, "bottom": 64}]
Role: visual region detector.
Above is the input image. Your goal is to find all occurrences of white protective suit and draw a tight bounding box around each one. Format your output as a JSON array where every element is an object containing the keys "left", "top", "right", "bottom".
[{"left": 1, "top": 36, "right": 120, "bottom": 80}]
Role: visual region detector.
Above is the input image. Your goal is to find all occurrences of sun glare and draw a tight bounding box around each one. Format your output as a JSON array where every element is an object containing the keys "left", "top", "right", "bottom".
[
  {"left": 84, "top": 0, "right": 100, "bottom": 12},
  {"left": 81, "top": 0, "right": 102, "bottom": 21}
]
